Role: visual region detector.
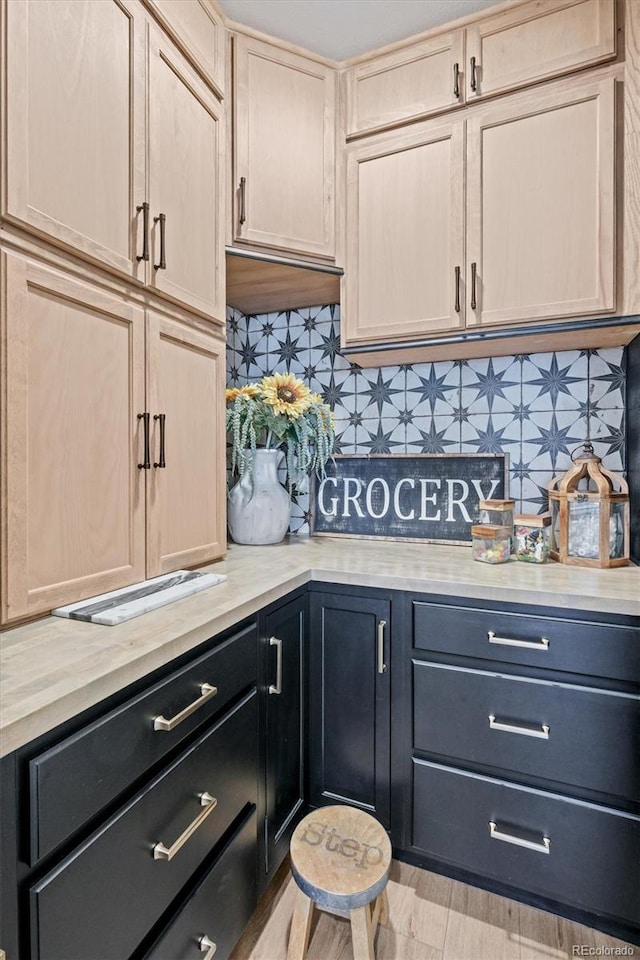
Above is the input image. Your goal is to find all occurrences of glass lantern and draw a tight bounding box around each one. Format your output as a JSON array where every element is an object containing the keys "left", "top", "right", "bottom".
[{"left": 548, "top": 442, "right": 630, "bottom": 568}]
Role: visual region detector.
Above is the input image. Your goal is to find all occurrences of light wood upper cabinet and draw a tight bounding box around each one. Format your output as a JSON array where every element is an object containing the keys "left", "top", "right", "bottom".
[
  {"left": 344, "top": 31, "right": 464, "bottom": 137},
  {"left": 466, "top": 75, "right": 616, "bottom": 327},
  {"left": 146, "top": 314, "right": 226, "bottom": 577},
  {"left": 3, "top": 0, "right": 145, "bottom": 278},
  {"left": 342, "top": 119, "right": 465, "bottom": 345},
  {"left": 148, "top": 27, "right": 225, "bottom": 321},
  {"left": 0, "top": 252, "right": 228, "bottom": 625},
  {"left": 1, "top": 253, "right": 147, "bottom": 623},
  {"left": 3, "top": 0, "right": 225, "bottom": 324},
  {"left": 142, "top": 0, "right": 225, "bottom": 96},
  {"left": 466, "top": 0, "right": 616, "bottom": 100},
  {"left": 233, "top": 35, "right": 336, "bottom": 260},
  {"left": 342, "top": 74, "right": 616, "bottom": 353}
]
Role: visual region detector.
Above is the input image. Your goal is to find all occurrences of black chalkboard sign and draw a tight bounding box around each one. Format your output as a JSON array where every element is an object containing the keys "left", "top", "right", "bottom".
[{"left": 310, "top": 454, "right": 509, "bottom": 544}]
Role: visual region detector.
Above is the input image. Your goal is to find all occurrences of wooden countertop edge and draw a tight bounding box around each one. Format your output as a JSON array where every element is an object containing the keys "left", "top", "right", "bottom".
[{"left": 1, "top": 540, "right": 638, "bottom": 758}]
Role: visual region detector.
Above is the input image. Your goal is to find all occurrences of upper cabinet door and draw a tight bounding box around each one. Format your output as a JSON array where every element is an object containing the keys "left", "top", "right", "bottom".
[
  {"left": 233, "top": 36, "right": 336, "bottom": 260},
  {"left": 142, "top": 0, "right": 225, "bottom": 97},
  {"left": 466, "top": 76, "right": 616, "bottom": 328},
  {"left": 343, "top": 119, "right": 465, "bottom": 346},
  {"left": 345, "top": 31, "right": 464, "bottom": 137},
  {"left": 146, "top": 314, "right": 227, "bottom": 577},
  {"left": 3, "top": 0, "right": 145, "bottom": 278},
  {"left": 1, "top": 253, "right": 146, "bottom": 624},
  {"left": 148, "top": 28, "right": 225, "bottom": 323},
  {"left": 466, "top": 0, "right": 615, "bottom": 100}
]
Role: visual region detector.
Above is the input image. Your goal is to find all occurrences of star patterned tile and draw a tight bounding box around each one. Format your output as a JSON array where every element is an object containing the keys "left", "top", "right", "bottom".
[
  {"left": 462, "top": 356, "right": 521, "bottom": 414},
  {"left": 521, "top": 351, "right": 588, "bottom": 411},
  {"left": 225, "top": 304, "right": 630, "bottom": 536}
]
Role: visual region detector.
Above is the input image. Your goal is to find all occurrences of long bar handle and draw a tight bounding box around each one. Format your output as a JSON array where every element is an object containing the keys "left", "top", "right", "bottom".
[
  {"left": 453, "top": 62, "right": 460, "bottom": 99},
  {"left": 239, "top": 176, "right": 247, "bottom": 225},
  {"left": 153, "top": 792, "right": 217, "bottom": 860},
  {"left": 269, "top": 636, "right": 282, "bottom": 695},
  {"left": 137, "top": 412, "right": 151, "bottom": 470},
  {"left": 199, "top": 936, "right": 217, "bottom": 959},
  {"left": 153, "top": 683, "right": 218, "bottom": 732},
  {"left": 488, "top": 630, "right": 550, "bottom": 651},
  {"left": 136, "top": 201, "right": 150, "bottom": 262},
  {"left": 154, "top": 413, "right": 166, "bottom": 468},
  {"left": 454, "top": 265, "right": 461, "bottom": 313},
  {"left": 470, "top": 261, "right": 477, "bottom": 310},
  {"left": 488, "top": 714, "right": 550, "bottom": 740},
  {"left": 154, "top": 213, "right": 167, "bottom": 270},
  {"left": 489, "top": 821, "right": 550, "bottom": 854},
  {"left": 377, "top": 619, "right": 387, "bottom": 674},
  {"left": 470, "top": 55, "right": 478, "bottom": 92}
]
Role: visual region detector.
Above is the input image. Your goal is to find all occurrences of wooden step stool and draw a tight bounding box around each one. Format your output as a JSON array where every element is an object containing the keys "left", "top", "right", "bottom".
[{"left": 287, "top": 805, "right": 392, "bottom": 960}]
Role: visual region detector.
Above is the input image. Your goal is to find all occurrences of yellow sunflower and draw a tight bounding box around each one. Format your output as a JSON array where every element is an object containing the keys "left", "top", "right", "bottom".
[
  {"left": 226, "top": 384, "right": 260, "bottom": 402},
  {"left": 260, "top": 373, "right": 312, "bottom": 418}
]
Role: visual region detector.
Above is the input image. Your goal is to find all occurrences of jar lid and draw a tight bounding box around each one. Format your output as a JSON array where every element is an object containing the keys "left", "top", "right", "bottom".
[
  {"left": 515, "top": 512, "right": 551, "bottom": 527},
  {"left": 471, "top": 524, "right": 511, "bottom": 539},
  {"left": 478, "top": 499, "right": 515, "bottom": 510}
]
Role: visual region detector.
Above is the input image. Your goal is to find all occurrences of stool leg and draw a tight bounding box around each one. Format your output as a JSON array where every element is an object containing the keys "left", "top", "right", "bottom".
[
  {"left": 378, "top": 888, "right": 389, "bottom": 926},
  {"left": 350, "top": 905, "right": 375, "bottom": 960},
  {"left": 287, "top": 889, "right": 315, "bottom": 960}
]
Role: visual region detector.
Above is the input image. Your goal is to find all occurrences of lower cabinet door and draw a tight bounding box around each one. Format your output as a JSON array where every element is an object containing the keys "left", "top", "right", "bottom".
[
  {"left": 30, "top": 692, "right": 257, "bottom": 960},
  {"left": 309, "top": 592, "right": 391, "bottom": 827},
  {"left": 263, "top": 595, "right": 306, "bottom": 877},
  {"left": 412, "top": 759, "right": 640, "bottom": 926},
  {"left": 143, "top": 811, "right": 258, "bottom": 960}
]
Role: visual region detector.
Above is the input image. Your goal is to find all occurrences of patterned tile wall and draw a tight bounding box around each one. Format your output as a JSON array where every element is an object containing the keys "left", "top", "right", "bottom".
[{"left": 226, "top": 305, "right": 626, "bottom": 536}]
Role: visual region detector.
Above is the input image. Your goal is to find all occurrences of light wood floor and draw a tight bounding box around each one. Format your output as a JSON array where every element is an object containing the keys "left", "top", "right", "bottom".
[{"left": 230, "top": 858, "right": 637, "bottom": 960}]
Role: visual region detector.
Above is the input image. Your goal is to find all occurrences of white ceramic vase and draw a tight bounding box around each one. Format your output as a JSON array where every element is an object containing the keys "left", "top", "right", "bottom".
[{"left": 227, "top": 448, "right": 291, "bottom": 545}]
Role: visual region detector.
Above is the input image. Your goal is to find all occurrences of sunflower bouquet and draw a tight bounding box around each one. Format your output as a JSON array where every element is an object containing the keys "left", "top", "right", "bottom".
[{"left": 226, "top": 373, "right": 335, "bottom": 490}]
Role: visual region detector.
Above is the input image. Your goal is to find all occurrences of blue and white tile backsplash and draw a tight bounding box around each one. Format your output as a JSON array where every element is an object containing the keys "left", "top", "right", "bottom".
[{"left": 226, "top": 304, "right": 626, "bottom": 536}]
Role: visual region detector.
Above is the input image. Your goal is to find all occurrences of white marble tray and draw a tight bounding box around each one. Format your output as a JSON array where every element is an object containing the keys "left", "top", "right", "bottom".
[{"left": 52, "top": 571, "right": 226, "bottom": 625}]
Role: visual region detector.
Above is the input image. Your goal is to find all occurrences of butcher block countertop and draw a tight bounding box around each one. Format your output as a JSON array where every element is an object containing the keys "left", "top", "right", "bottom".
[{"left": 1, "top": 537, "right": 639, "bottom": 758}]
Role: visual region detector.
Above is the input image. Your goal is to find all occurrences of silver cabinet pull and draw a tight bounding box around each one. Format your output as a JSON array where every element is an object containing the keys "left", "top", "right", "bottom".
[
  {"left": 153, "top": 792, "right": 217, "bottom": 860},
  {"left": 199, "top": 935, "right": 217, "bottom": 959},
  {"left": 488, "top": 630, "right": 550, "bottom": 651},
  {"left": 153, "top": 683, "right": 218, "bottom": 732},
  {"left": 488, "top": 714, "right": 550, "bottom": 739},
  {"left": 489, "top": 820, "right": 550, "bottom": 854},
  {"left": 377, "top": 619, "right": 387, "bottom": 674},
  {"left": 269, "top": 636, "right": 282, "bottom": 695}
]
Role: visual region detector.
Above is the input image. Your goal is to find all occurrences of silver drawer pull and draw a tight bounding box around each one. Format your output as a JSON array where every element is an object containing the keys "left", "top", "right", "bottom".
[
  {"left": 199, "top": 935, "right": 217, "bottom": 959},
  {"left": 489, "top": 820, "right": 550, "bottom": 854},
  {"left": 269, "top": 636, "right": 282, "bottom": 695},
  {"left": 377, "top": 619, "right": 387, "bottom": 674},
  {"left": 488, "top": 630, "right": 549, "bottom": 651},
  {"left": 153, "top": 683, "right": 218, "bottom": 731},
  {"left": 488, "top": 715, "right": 550, "bottom": 739},
  {"left": 153, "top": 792, "right": 217, "bottom": 860}
]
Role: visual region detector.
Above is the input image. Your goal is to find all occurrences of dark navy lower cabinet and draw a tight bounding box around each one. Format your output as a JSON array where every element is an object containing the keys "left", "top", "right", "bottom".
[
  {"left": 404, "top": 593, "right": 640, "bottom": 945},
  {"left": 1, "top": 620, "right": 260, "bottom": 960},
  {"left": 308, "top": 588, "right": 391, "bottom": 828},
  {"left": 262, "top": 592, "right": 306, "bottom": 881}
]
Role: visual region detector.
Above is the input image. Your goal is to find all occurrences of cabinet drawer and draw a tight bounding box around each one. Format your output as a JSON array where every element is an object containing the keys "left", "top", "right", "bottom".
[
  {"left": 412, "top": 600, "right": 640, "bottom": 683},
  {"left": 30, "top": 691, "right": 257, "bottom": 960},
  {"left": 143, "top": 811, "right": 257, "bottom": 960},
  {"left": 412, "top": 760, "right": 640, "bottom": 926},
  {"left": 413, "top": 661, "right": 640, "bottom": 803},
  {"left": 29, "top": 623, "right": 257, "bottom": 863}
]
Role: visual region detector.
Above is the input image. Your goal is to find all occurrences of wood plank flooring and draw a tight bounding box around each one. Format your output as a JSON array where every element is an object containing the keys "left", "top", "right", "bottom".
[{"left": 230, "top": 859, "right": 637, "bottom": 960}]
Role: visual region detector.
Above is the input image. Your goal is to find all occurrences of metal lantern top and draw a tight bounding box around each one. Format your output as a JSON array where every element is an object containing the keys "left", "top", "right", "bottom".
[{"left": 547, "top": 442, "right": 629, "bottom": 568}]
